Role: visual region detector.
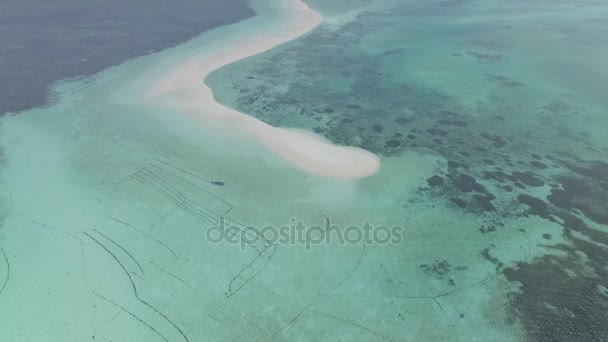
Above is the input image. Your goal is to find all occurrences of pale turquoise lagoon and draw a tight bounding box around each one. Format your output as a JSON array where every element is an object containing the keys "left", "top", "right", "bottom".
[{"left": 1, "top": 0, "right": 607, "bottom": 341}]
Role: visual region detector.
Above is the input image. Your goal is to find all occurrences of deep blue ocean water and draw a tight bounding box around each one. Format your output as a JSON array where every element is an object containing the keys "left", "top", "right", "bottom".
[{"left": 0, "top": 0, "right": 254, "bottom": 115}]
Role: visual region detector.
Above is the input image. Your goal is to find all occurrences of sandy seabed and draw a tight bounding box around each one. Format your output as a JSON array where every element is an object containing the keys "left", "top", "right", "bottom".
[
  {"left": 0, "top": 0, "right": 540, "bottom": 341},
  {"left": 0, "top": 1, "right": 396, "bottom": 341}
]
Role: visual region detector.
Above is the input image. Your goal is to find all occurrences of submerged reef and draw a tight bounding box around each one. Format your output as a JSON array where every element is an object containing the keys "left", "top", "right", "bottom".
[{"left": 209, "top": 0, "right": 608, "bottom": 340}]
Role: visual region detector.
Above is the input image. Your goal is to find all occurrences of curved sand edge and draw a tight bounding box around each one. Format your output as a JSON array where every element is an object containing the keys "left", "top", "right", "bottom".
[{"left": 141, "top": 0, "right": 381, "bottom": 180}]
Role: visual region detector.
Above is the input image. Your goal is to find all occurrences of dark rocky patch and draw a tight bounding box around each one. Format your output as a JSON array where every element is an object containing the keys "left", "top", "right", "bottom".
[
  {"left": 448, "top": 160, "right": 469, "bottom": 169},
  {"left": 450, "top": 198, "right": 467, "bottom": 208},
  {"left": 480, "top": 133, "right": 506, "bottom": 148},
  {"left": 453, "top": 174, "right": 486, "bottom": 193},
  {"left": 505, "top": 159, "right": 608, "bottom": 341},
  {"left": 426, "top": 175, "right": 444, "bottom": 187},
  {"left": 426, "top": 128, "right": 448, "bottom": 137},
  {"left": 562, "top": 160, "right": 608, "bottom": 183},
  {"left": 547, "top": 175, "right": 608, "bottom": 225},
  {"left": 482, "top": 170, "right": 517, "bottom": 183},
  {"left": 480, "top": 248, "right": 503, "bottom": 268},
  {"left": 473, "top": 194, "right": 497, "bottom": 212},
  {"left": 512, "top": 171, "right": 545, "bottom": 187},
  {"left": 546, "top": 188, "right": 572, "bottom": 208},
  {"left": 517, "top": 194, "right": 553, "bottom": 220},
  {"left": 419, "top": 259, "right": 451, "bottom": 278},
  {"left": 396, "top": 117, "right": 413, "bottom": 125},
  {"left": 504, "top": 236, "right": 608, "bottom": 342},
  {"left": 419, "top": 259, "right": 468, "bottom": 280},
  {"left": 372, "top": 123, "right": 383, "bottom": 133},
  {"left": 514, "top": 182, "right": 526, "bottom": 189},
  {"left": 385, "top": 139, "right": 401, "bottom": 148},
  {"left": 530, "top": 160, "right": 548, "bottom": 169},
  {"left": 479, "top": 225, "right": 496, "bottom": 233}
]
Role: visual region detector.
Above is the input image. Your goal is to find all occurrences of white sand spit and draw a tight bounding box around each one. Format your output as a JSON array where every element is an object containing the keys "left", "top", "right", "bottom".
[{"left": 140, "top": 0, "right": 381, "bottom": 179}]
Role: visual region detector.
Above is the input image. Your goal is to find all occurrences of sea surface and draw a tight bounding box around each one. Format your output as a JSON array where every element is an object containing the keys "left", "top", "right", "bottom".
[
  {"left": 1, "top": 0, "right": 608, "bottom": 341},
  {"left": 0, "top": 0, "right": 254, "bottom": 114},
  {"left": 209, "top": 0, "right": 608, "bottom": 340}
]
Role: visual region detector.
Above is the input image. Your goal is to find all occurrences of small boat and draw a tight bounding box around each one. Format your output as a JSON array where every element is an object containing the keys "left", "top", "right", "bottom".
[{"left": 211, "top": 181, "right": 225, "bottom": 186}]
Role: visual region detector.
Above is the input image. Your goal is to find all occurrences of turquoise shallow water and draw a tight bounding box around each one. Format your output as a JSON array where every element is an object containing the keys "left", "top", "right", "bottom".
[
  {"left": 0, "top": 0, "right": 607, "bottom": 341},
  {"left": 208, "top": 0, "right": 608, "bottom": 340}
]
